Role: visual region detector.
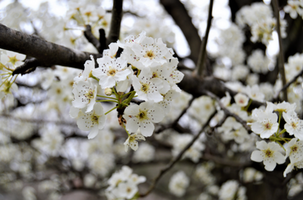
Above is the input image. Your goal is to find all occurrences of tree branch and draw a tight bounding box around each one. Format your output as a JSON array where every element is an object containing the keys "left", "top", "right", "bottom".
[
  {"left": 84, "top": 25, "right": 101, "bottom": 53},
  {"left": 13, "top": 58, "right": 40, "bottom": 75},
  {"left": 0, "top": 23, "right": 101, "bottom": 73},
  {"left": 196, "top": 0, "right": 214, "bottom": 77},
  {"left": 107, "top": 0, "right": 123, "bottom": 45},
  {"left": 273, "top": 68, "right": 303, "bottom": 101},
  {"left": 206, "top": 91, "right": 251, "bottom": 132},
  {"left": 272, "top": 0, "right": 287, "bottom": 101},
  {"left": 139, "top": 110, "right": 216, "bottom": 197},
  {"left": 160, "top": 0, "right": 202, "bottom": 63}
]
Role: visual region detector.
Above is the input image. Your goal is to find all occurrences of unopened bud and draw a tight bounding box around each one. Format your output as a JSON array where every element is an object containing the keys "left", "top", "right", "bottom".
[{"left": 104, "top": 88, "right": 112, "bottom": 96}]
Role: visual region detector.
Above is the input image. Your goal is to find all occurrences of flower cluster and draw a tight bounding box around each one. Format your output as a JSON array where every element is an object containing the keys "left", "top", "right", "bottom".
[
  {"left": 284, "top": 0, "right": 303, "bottom": 19},
  {"left": 169, "top": 171, "right": 190, "bottom": 197},
  {"left": 236, "top": 2, "right": 287, "bottom": 45},
  {"left": 249, "top": 101, "right": 303, "bottom": 176},
  {"left": 0, "top": 50, "right": 25, "bottom": 100},
  {"left": 105, "top": 166, "right": 146, "bottom": 200},
  {"left": 70, "top": 32, "right": 184, "bottom": 151}
]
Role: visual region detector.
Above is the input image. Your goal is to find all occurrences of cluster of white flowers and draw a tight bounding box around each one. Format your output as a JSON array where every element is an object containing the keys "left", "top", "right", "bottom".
[
  {"left": 168, "top": 171, "right": 190, "bottom": 197},
  {"left": 70, "top": 31, "right": 184, "bottom": 151},
  {"left": 249, "top": 101, "right": 303, "bottom": 176},
  {"left": 171, "top": 133, "right": 205, "bottom": 163},
  {"left": 284, "top": 0, "right": 303, "bottom": 19},
  {"left": 236, "top": 2, "right": 287, "bottom": 45},
  {"left": 285, "top": 53, "right": 303, "bottom": 81},
  {"left": 240, "top": 167, "right": 263, "bottom": 183},
  {"left": 247, "top": 50, "right": 271, "bottom": 74},
  {"left": 218, "top": 180, "right": 247, "bottom": 200},
  {"left": 105, "top": 166, "right": 146, "bottom": 200},
  {"left": 0, "top": 50, "right": 25, "bottom": 100}
]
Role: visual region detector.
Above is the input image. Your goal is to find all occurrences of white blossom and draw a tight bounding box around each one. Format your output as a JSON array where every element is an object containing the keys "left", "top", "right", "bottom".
[
  {"left": 123, "top": 102, "right": 164, "bottom": 137},
  {"left": 251, "top": 141, "right": 286, "bottom": 171}
]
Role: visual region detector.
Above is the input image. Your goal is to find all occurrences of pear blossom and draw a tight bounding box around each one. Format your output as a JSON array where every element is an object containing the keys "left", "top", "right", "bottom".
[
  {"left": 172, "top": 134, "right": 205, "bottom": 163},
  {"left": 247, "top": 50, "right": 270, "bottom": 74},
  {"left": 169, "top": 171, "right": 190, "bottom": 197},
  {"left": 72, "top": 79, "right": 98, "bottom": 113},
  {"left": 74, "top": 55, "right": 96, "bottom": 83},
  {"left": 124, "top": 131, "right": 146, "bottom": 151},
  {"left": 266, "top": 101, "right": 296, "bottom": 113},
  {"left": 131, "top": 35, "right": 169, "bottom": 68},
  {"left": 284, "top": 139, "right": 303, "bottom": 177},
  {"left": 284, "top": 1, "right": 303, "bottom": 19},
  {"left": 123, "top": 102, "right": 164, "bottom": 137},
  {"left": 76, "top": 103, "right": 106, "bottom": 139},
  {"left": 251, "top": 141, "right": 286, "bottom": 171},
  {"left": 244, "top": 85, "right": 264, "bottom": 102},
  {"left": 249, "top": 110, "right": 279, "bottom": 139},
  {"left": 106, "top": 166, "right": 146, "bottom": 200},
  {"left": 283, "top": 110, "right": 303, "bottom": 140},
  {"left": 234, "top": 93, "right": 249, "bottom": 107},
  {"left": 132, "top": 71, "right": 164, "bottom": 103},
  {"left": 1, "top": 50, "right": 26, "bottom": 69},
  {"left": 93, "top": 56, "right": 130, "bottom": 89},
  {"left": 132, "top": 143, "right": 155, "bottom": 163}
]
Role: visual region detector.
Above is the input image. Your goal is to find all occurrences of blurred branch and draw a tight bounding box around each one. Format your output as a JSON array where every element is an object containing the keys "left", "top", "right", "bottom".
[
  {"left": 196, "top": 0, "right": 214, "bottom": 77},
  {"left": 272, "top": 0, "right": 287, "bottom": 101},
  {"left": 0, "top": 114, "right": 77, "bottom": 127},
  {"left": 0, "top": 23, "right": 101, "bottom": 74},
  {"left": 155, "top": 97, "right": 195, "bottom": 133},
  {"left": 160, "top": 0, "right": 201, "bottom": 63},
  {"left": 107, "top": 0, "right": 123, "bottom": 45},
  {"left": 273, "top": 68, "right": 303, "bottom": 101},
  {"left": 206, "top": 91, "right": 251, "bottom": 132},
  {"left": 140, "top": 110, "right": 216, "bottom": 197},
  {"left": 84, "top": 25, "right": 101, "bottom": 53}
]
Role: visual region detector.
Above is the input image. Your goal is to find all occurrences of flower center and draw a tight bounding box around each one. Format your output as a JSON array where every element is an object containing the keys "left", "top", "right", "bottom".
[
  {"left": 107, "top": 67, "right": 117, "bottom": 76},
  {"left": 263, "top": 121, "right": 272, "bottom": 130},
  {"left": 9, "top": 56, "right": 18, "bottom": 65},
  {"left": 137, "top": 109, "right": 148, "bottom": 120},
  {"left": 145, "top": 50, "right": 155, "bottom": 60},
  {"left": 264, "top": 149, "right": 273, "bottom": 158},
  {"left": 91, "top": 115, "right": 99, "bottom": 123},
  {"left": 291, "top": 145, "right": 298, "bottom": 153},
  {"left": 141, "top": 83, "right": 149, "bottom": 93}
]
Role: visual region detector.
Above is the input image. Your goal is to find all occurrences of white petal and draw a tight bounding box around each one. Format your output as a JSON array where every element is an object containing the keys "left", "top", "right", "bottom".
[
  {"left": 251, "top": 150, "right": 263, "bottom": 162},
  {"left": 88, "top": 127, "right": 99, "bottom": 139},
  {"left": 140, "top": 121, "right": 154, "bottom": 137}
]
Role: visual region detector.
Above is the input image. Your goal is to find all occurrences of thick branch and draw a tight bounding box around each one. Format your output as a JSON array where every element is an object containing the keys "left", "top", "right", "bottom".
[
  {"left": 160, "top": 0, "right": 201, "bottom": 63},
  {"left": 0, "top": 23, "right": 100, "bottom": 72},
  {"left": 107, "top": 0, "right": 123, "bottom": 45}
]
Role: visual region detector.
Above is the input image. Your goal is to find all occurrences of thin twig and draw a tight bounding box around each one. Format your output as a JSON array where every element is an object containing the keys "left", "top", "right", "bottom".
[
  {"left": 272, "top": 0, "right": 287, "bottom": 101},
  {"left": 139, "top": 110, "right": 216, "bottom": 197},
  {"left": 206, "top": 91, "right": 251, "bottom": 132},
  {"left": 13, "top": 58, "right": 41, "bottom": 75},
  {"left": 196, "top": 0, "right": 214, "bottom": 77},
  {"left": 273, "top": 68, "right": 303, "bottom": 101},
  {"left": 155, "top": 97, "right": 195, "bottom": 133},
  {"left": 107, "top": 0, "right": 123, "bottom": 45}
]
